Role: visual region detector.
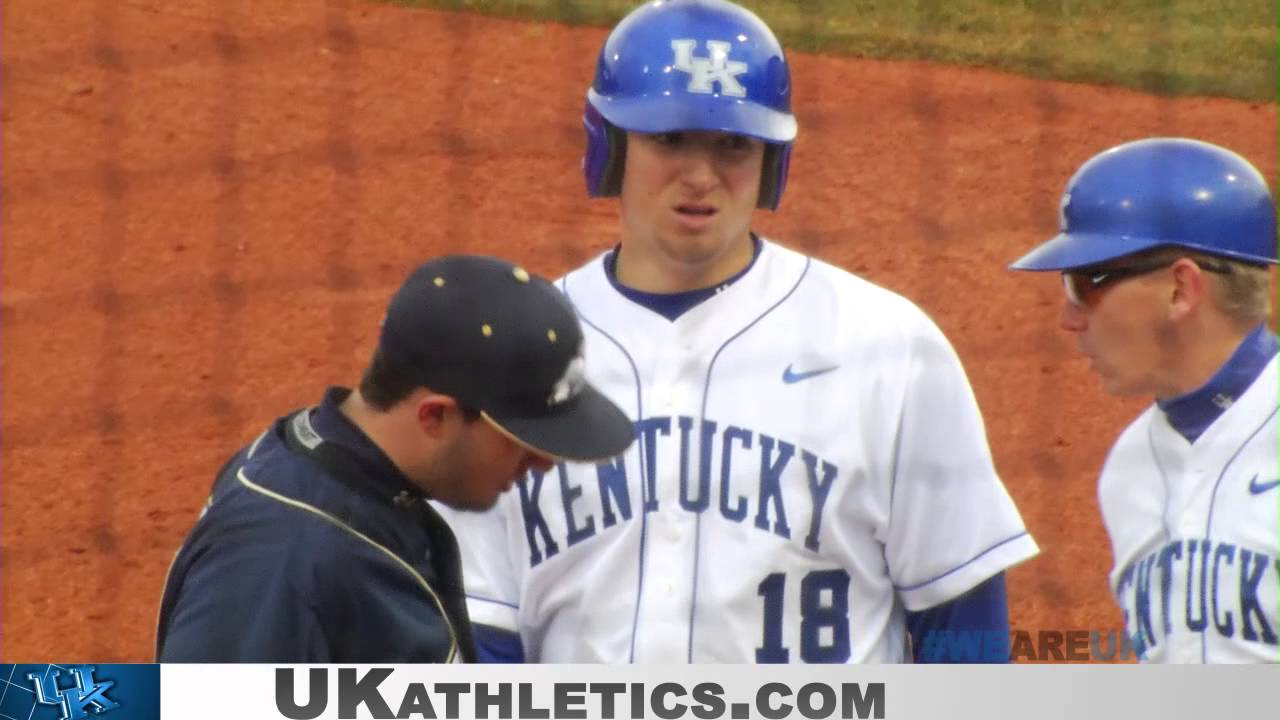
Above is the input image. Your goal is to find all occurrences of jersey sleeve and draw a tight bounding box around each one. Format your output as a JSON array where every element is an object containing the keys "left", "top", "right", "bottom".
[
  {"left": 432, "top": 499, "right": 523, "bottom": 634},
  {"left": 884, "top": 312, "right": 1039, "bottom": 611}
]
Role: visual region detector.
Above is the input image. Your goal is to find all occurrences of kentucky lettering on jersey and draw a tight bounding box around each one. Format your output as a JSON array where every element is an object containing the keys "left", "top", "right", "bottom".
[
  {"left": 1116, "top": 538, "right": 1279, "bottom": 658},
  {"left": 436, "top": 240, "right": 1038, "bottom": 663},
  {"left": 519, "top": 415, "right": 840, "bottom": 567}
]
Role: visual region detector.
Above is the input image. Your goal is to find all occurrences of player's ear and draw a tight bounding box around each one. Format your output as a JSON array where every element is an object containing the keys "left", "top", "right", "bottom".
[
  {"left": 416, "top": 392, "right": 461, "bottom": 437},
  {"left": 1167, "top": 258, "right": 1207, "bottom": 321}
]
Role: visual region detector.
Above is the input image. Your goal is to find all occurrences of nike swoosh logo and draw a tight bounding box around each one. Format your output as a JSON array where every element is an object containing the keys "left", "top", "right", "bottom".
[
  {"left": 1248, "top": 474, "right": 1280, "bottom": 495},
  {"left": 782, "top": 364, "right": 840, "bottom": 384}
]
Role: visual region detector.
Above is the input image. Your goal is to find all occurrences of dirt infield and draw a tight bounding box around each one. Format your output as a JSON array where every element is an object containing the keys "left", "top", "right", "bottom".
[{"left": 3, "top": 0, "right": 1275, "bottom": 661}]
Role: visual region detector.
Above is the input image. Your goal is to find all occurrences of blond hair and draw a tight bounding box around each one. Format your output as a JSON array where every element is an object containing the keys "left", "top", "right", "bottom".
[{"left": 1139, "top": 247, "right": 1274, "bottom": 325}]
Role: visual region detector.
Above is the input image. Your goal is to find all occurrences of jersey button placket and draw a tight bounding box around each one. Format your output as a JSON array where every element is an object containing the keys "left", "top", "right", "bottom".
[
  {"left": 638, "top": 328, "right": 694, "bottom": 643},
  {"left": 658, "top": 387, "right": 677, "bottom": 411}
]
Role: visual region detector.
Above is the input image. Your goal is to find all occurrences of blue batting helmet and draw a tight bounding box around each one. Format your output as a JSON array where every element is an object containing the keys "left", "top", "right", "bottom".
[
  {"left": 583, "top": 0, "right": 797, "bottom": 210},
  {"left": 1010, "top": 137, "right": 1278, "bottom": 271}
]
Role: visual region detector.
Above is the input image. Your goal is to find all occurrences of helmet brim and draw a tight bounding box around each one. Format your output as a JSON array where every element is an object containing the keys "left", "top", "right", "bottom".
[
  {"left": 1010, "top": 232, "right": 1280, "bottom": 271},
  {"left": 1008, "top": 233, "right": 1173, "bottom": 271},
  {"left": 589, "top": 88, "right": 796, "bottom": 144}
]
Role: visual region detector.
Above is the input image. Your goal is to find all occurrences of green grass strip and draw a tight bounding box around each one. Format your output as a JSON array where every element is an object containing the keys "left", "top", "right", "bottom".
[{"left": 391, "top": 0, "right": 1276, "bottom": 102}]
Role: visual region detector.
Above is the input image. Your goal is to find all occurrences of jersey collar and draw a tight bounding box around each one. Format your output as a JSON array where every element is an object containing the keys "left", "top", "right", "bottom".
[
  {"left": 1156, "top": 323, "right": 1279, "bottom": 443},
  {"left": 305, "top": 386, "right": 426, "bottom": 504},
  {"left": 604, "top": 234, "right": 763, "bottom": 321}
]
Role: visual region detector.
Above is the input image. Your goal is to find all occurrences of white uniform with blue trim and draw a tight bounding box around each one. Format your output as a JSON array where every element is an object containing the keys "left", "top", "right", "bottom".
[
  {"left": 1101, "top": 350, "right": 1279, "bottom": 663},
  {"left": 442, "top": 240, "right": 1039, "bottom": 662}
]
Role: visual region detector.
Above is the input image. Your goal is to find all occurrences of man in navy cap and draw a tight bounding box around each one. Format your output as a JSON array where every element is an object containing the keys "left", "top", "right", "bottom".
[{"left": 156, "top": 255, "right": 635, "bottom": 662}]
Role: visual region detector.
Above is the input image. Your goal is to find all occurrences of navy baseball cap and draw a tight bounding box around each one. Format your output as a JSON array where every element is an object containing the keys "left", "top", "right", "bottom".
[{"left": 378, "top": 255, "right": 635, "bottom": 462}]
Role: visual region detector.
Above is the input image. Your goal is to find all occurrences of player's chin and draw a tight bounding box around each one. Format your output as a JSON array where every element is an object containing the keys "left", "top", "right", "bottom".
[
  {"left": 660, "top": 227, "right": 731, "bottom": 260},
  {"left": 664, "top": 223, "right": 720, "bottom": 246},
  {"left": 454, "top": 493, "right": 503, "bottom": 513},
  {"left": 1096, "top": 371, "right": 1146, "bottom": 398},
  {"left": 445, "top": 483, "right": 508, "bottom": 512}
]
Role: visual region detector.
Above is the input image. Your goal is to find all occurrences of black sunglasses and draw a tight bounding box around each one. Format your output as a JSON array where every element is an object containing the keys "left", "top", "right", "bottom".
[{"left": 1062, "top": 258, "right": 1233, "bottom": 307}]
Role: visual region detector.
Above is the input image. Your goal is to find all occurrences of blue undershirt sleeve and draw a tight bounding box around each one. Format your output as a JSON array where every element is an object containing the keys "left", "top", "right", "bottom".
[
  {"left": 473, "top": 624, "right": 526, "bottom": 663},
  {"left": 906, "top": 572, "right": 1010, "bottom": 663}
]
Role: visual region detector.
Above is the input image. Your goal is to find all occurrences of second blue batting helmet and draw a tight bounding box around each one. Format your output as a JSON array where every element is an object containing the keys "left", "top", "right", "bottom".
[
  {"left": 1010, "top": 137, "right": 1278, "bottom": 271},
  {"left": 582, "top": 0, "right": 797, "bottom": 210}
]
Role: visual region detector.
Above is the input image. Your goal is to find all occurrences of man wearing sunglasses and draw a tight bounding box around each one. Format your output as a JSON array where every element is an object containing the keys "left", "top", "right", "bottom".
[{"left": 1010, "top": 137, "right": 1278, "bottom": 663}]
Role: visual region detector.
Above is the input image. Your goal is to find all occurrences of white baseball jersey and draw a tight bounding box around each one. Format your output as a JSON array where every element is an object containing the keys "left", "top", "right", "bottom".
[
  {"left": 1100, "top": 354, "right": 1279, "bottom": 663},
  {"left": 441, "top": 240, "right": 1039, "bottom": 663}
]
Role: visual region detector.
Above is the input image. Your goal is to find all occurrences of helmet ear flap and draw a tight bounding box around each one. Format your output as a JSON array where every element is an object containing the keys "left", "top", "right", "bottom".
[
  {"left": 757, "top": 143, "right": 792, "bottom": 210},
  {"left": 598, "top": 124, "right": 627, "bottom": 197},
  {"left": 583, "top": 103, "right": 628, "bottom": 198}
]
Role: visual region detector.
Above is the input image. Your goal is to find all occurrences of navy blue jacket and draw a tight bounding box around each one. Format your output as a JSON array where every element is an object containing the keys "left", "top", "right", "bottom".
[{"left": 156, "top": 388, "right": 476, "bottom": 662}]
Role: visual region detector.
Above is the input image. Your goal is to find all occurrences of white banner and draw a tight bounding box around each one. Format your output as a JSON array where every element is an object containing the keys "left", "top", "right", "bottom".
[{"left": 159, "top": 664, "right": 1280, "bottom": 720}]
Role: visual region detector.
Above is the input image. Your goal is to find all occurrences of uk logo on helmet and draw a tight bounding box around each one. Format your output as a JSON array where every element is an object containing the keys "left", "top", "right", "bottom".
[{"left": 671, "top": 39, "right": 747, "bottom": 97}]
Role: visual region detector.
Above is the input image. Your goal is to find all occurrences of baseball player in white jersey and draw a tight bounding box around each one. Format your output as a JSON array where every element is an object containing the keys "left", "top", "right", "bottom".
[
  {"left": 438, "top": 0, "right": 1039, "bottom": 663},
  {"left": 1011, "top": 137, "right": 1279, "bottom": 663}
]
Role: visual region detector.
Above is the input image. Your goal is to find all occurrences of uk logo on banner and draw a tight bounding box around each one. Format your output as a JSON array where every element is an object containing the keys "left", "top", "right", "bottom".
[
  {"left": 28, "top": 666, "right": 119, "bottom": 720},
  {"left": 0, "top": 665, "right": 158, "bottom": 720}
]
